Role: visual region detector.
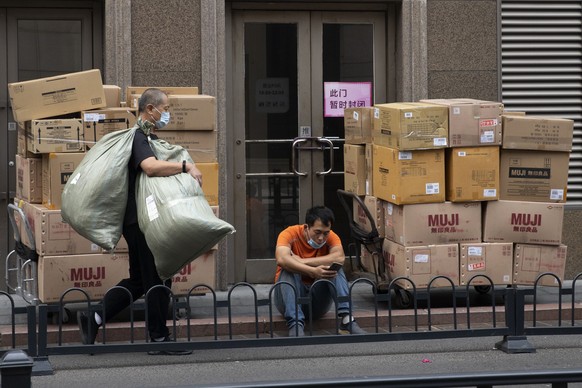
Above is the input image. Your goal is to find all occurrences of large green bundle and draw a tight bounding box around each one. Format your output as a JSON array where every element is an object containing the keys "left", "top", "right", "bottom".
[
  {"left": 61, "top": 128, "right": 137, "bottom": 251},
  {"left": 137, "top": 138, "right": 235, "bottom": 280}
]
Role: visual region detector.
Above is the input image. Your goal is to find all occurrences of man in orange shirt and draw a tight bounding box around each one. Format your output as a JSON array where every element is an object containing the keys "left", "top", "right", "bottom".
[{"left": 274, "top": 206, "right": 366, "bottom": 336}]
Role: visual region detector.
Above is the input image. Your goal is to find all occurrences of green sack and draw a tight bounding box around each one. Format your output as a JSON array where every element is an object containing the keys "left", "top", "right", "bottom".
[
  {"left": 61, "top": 127, "right": 137, "bottom": 251},
  {"left": 136, "top": 137, "right": 235, "bottom": 280}
]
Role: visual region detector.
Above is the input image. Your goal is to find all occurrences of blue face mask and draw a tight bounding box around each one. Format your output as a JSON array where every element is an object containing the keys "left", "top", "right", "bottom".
[
  {"left": 153, "top": 108, "right": 170, "bottom": 129},
  {"left": 307, "top": 237, "right": 326, "bottom": 249}
]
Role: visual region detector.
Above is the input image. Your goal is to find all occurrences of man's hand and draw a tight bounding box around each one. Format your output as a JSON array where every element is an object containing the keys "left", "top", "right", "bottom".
[
  {"left": 186, "top": 163, "right": 203, "bottom": 187},
  {"left": 310, "top": 265, "right": 338, "bottom": 280}
]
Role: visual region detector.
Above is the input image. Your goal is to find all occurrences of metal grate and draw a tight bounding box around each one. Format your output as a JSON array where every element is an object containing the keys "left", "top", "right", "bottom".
[{"left": 501, "top": 0, "right": 582, "bottom": 205}]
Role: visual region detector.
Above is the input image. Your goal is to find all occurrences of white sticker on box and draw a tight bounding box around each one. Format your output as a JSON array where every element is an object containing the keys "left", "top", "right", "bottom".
[
  {"left": 414, "top": 254, "right": 429, "bottom": 263},
  {"left": 353, "top": 111, "right": 359, "bottom": 121},
  {"left": 70, "top": 172, "right": 81, "bottom": 185},
  {"left": 83, "top": 113, "right": 106, "bottom": 122},
  {"left": 374, "top": 108, "right": 380, "bottom": 119},
  {"left": 550, "top": 189, "right": 564, "bottom": 200},
  {"left": 483, "top": 189, "right": 497, "bottom": 197},
  {"left": 480, "top": 130, "right": 494, "bottom": 143},
  {"left": 434, "top": 137, "right": 447, "bottom": 146},
  {"left": 398, "top": 152, "right": 412, "bottom": 160},
  {"left": 404, "top": 112, "right": 413, "bottom": 118},
  {"left": 503, "top": 275, "right": 510, "bottom": 282},
  {"left": 426, "top": 183, "right": 440, "bottom": 194},
  {"left": 386, "top": 203, "right": 393, "bottom": 215},
  {"left": 458, "top": 151, "right": 467, "bottom": 157},
  {"left": 467, "top": 246, "right": 483, "bottom": 256},
  {"left": 145, "top": 195, "right": 159, "bottom": 222},
  {"left": 453, "top": 107, "right": 461, "bottom": 115}
]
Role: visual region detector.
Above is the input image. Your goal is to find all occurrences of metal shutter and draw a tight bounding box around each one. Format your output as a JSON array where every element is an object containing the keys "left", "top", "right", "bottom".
[{"left": 501, "top": 0, "right": 582, "bottom": 205}]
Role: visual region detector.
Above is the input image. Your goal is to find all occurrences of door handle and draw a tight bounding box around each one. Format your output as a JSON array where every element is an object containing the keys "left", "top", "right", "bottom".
[
  {"left": 291, "top": 138, "right": 308, "bottom": 176},
  {"left": 315, "top": 137, "right": 334, "bottom": 176}
]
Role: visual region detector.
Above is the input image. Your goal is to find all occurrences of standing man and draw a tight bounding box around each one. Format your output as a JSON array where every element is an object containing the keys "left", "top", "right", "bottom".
[
  {"left": 78, "top": 88, "right": 202, "bottom": 355},
  {"left": 274, "top": 206, "right": 366, "bottom": 336}
]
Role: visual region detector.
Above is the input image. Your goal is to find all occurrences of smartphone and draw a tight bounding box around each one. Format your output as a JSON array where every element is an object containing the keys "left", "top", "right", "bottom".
[{"left": 328, "top": 262, "right": 342, "bottom": 272}]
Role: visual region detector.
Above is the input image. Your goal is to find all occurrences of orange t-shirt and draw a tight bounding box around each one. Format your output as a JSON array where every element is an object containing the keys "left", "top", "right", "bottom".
[{"left": 274, "top": 224, "right": 342, "bottom": 284}]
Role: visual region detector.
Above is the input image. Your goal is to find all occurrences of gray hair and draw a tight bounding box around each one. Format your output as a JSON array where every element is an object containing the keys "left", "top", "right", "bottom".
[{"left": 138, "top": 88, "right": 167, "bottom": 113}]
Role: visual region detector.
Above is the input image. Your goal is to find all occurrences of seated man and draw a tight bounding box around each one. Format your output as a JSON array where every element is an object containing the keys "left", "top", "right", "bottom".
[{"left": 274, "top": 206, "right": 366, "bottom": 336}]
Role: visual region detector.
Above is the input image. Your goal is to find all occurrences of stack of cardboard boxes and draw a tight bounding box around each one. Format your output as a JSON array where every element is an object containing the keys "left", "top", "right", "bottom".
[
  {"left": 9, "top": 69, "right": 219, "bottom": 302},
  {"left": 344, "top": 98, "right": 573, "bottom": 289}
]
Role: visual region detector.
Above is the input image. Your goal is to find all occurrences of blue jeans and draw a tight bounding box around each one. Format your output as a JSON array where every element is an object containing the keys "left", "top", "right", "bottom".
[{"left": 274, "top": 268, "right": 351, "bottom": 329}]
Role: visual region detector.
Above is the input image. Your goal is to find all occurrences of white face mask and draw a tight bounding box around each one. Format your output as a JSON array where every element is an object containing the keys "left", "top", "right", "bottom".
[
  {"left": 153, "top": 107, "right": 170, "bottom": 129},
  {"left": 307, "top": 238, "right": 326, "bottom": 249}
]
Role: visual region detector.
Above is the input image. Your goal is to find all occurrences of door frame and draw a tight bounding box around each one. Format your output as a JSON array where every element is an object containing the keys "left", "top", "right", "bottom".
[{"left": 229, "top": 8, "right": 388, "bottom": 283}]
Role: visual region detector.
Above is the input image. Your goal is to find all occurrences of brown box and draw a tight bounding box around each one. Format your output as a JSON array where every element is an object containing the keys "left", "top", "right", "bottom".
[
  {"left": 482, "top": 200, "right": 564, "bottom": 245},
  {"left": 513, "top": 243, "right": 567, "bottom": 286},
  {"left": 344, "top": 144, "right": 366, "bottom": 195},
  {"left": 42, "top": 152, "right": 85, "bottom": 209},
  {"left": 14, "top": 200, "right": 101, "bottom": 256},
  {"left": 446, "top": 146, "right": 499, "bottom": 202},
  {"left": 460, "top": 243, "right": 513, "bottom": 286},
  {"left": 37, "top": 253, "right": 129, "bottom": 303},
  {"left": 420, "top": 98, "right": 503, "bottom": 147},
  {"left": 359, "top": 245, "right": 380, "bottom": 273},
  {"left": 17, "top": 124, "right": 36, "bottom": 158},
  {"left": 502, "top": 115, "right": 574, "bottom": 152},
  {"left": 383, "top": 201, "right": 481, "bottom": 246},
  {"left": 82, "top": 108, "right": 137, "bottom": 146},
  {"left": 8, "top": 69, "right": 106, "bottom": 122},
  {"left": 344, "top": 107, "right": 373, "bottom": 144},
  {"left": 499, "top": 149, "right": 570, "bottom": 202},
  {"left": 16, "top": 155, "right": 42, "bottom": 203},
  {"left": 373, "top": 102, "right": 448, "bottom": 150},
  {"left": 171, "top": 249, "right": 217, "bottom": 295},
  {"left": 353, "top": 195, "right": 385, "bottom": 238},
  {"left": 103, "top": 85, "right": 122, "bottom": 107},
  {"left": 365, "top": 144, "right": 373, "bottom": 196},
  {"left": 125, "top": 86, "right": 199, "bottom": 107},
  {"left": 165, "top": 95, "right": 216, "bottom": 130},
  {"left": 196, "top": 162, "right": 219, "bottom": 206},
  {"left": 372, "top": 145, "right": 445, "bottom": 205},
  {"left": 383, "top": 239, "right": 460, "bottom": 289},
  {"left": 26, "top": 119, "right": 85, "bottom": 154},
  {"left": 157, "top": 130, "right": 217, "bottom": 163}
]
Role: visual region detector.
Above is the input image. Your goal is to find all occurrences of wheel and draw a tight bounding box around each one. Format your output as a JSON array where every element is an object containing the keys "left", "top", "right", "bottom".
[
  {"left": 474, "top": 285, "right": 492, "bottom": 294},
  {"left": 394, "top": 288, "right": 412, "bottom": 309}
]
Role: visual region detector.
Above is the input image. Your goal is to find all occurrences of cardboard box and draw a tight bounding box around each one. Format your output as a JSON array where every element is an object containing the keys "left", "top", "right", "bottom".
[
  {"left": 482, "top": 200, "right": 564, "bottom": 245},
  {"left": 420, "top": 98, "right": 503, "bottom": 147},
  {"left": 16, "top": 155, "right": 43, "bottom": 203},
  {"left": 42, "top": 152, "right": 85, "bottom": 210},
  {"left": 359, "top": 245, "right": 381, "bottom": 273},
  {"left": 365, "top": 144, "right": 373, "bottom": 196},
  {"left": 14, "top": 200, "right": 101, "bottom": 256},
  {"left": 383, "top": 239, "right": 460, "bottom": 289},
  {"left": 37, "top": 253, "right": 129, "bottom": 303},
  {"left": 103, "top": 85, "right": 122, "bottom": 107},
  {"left": 373, "top": 102, "right": 448, "bottom": 150},
  {"left": 196, "top": 162, "right": 219, "bottom": 206},
  {"left": 126, "top": 86, "right": 199, "bottom": 107},
  {"left": 171, "top": 250, "right": 217, "bottom": 295},
  {"left": 372, "top": 145, "right": 445, "bottom": 205},
  {"left": 167, "top": 95, "right": 216, "bottom": 131},
  {"left": 353, "top": 196, "right": 385, "bottom": 238},
  {"left": 460, "top": 243, "right": 513, "bottom": 286},
  {"left": 446, "top": 146, "right": 499, "bottom": 202},
  {"left": 26, "top": 119, "right": 85, "bottom": 154},
  {"left": 502, "top": 116, "right": 574, "bottom": 152},
  {"left": 344, "top": 144, "right": 366, "bottom": 195},
  {"left": 17, "top": 124, "right": 36, "bottom": 158},
  {"left": 513, "top": 243, "right": 567, "bottom": 286},
  {"left": 344, "top": 107, "right": 373, "bottom": 144},
  {"left": 499, "top": 149, "right": 569, "bottom": 202},
  {"left": 82, "top": 108, "right": 137, "bottom": 146},
  {"left": 8, "top": 69, "right": 106, "bottom": 122},
  {"left": 383, "top": 201, "right": 481, "bottom": 246},
  {"left": 157, "top": 130, "right": 217, "bottom": 163}
]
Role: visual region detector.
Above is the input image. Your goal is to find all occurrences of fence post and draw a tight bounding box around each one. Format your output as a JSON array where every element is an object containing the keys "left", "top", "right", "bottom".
[
  {"left": 0, "top": 349, "right": 33, "bottom": 388},
  {"left": 495, "top": 287, "right": 535, "bottom": 353}
]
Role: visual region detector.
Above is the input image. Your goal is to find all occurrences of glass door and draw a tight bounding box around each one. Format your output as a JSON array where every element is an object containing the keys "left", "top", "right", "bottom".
[{"left": 232, "top": 11, "right": 386, "bottom": 283}]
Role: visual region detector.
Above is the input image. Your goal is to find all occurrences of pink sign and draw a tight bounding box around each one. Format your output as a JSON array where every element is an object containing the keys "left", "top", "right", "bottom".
[{"left": 324, "top": 82, "right": 372, "bottom": 117}]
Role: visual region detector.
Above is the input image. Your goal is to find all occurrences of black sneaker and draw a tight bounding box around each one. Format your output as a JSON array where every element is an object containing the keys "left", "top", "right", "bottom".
[
  {"left": 339, "top": 319, "right": 367, "bottom": 335},
  {"left": 147, "top": 336, "right": 193, "bottom": 356},
  {"left": 77, "top": 311, "right": 100, "bottom": 345}
]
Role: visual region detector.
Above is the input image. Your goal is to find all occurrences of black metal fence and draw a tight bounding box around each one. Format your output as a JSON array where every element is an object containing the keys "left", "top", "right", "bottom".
[{"left": 1, "top": 273, "right": 582, "bottom": 380}]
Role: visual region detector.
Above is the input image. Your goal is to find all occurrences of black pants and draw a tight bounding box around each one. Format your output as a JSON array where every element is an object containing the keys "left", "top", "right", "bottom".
[{"left": 101, "top": 223, "right": 171, "bottom": 340}]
